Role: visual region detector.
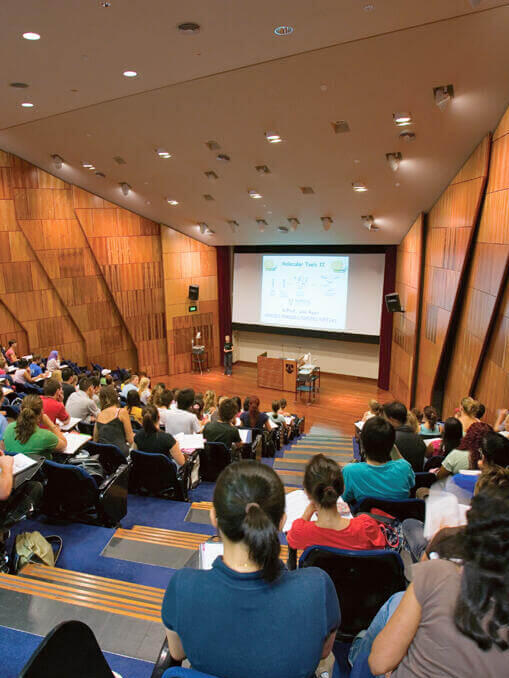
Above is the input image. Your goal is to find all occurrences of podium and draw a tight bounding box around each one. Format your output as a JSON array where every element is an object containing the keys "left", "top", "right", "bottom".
[{"left": 257, "top": 353, "right": 299, "bottom": 392}]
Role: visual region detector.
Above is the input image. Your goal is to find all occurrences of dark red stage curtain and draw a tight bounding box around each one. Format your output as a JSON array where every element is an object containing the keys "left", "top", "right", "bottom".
[
  {"left": 378, "top": 245, "right": 397, "bottom": 391},
  {"left": 216, "top": 246, "right": 232, "bottom": 362}
]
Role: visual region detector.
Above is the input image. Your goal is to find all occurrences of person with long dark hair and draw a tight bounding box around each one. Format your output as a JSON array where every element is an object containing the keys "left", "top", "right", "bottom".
[
  {"left": 161, "top": 460, "right": 340, "bottom": 678},
  {"left": 239, "top": 395, "right": 271, "bottom": 431},
  {"left": 426, "top": 416, "right": 463, "bottom": 462},
  {"left": 1, "top": 395, "right": 67, "bottom": 458},
  {"left": 349, "top": 481, "right": 509, "bottom": 677},
  {"left": 436, "top": 421, "right": 493, "bottom": 481},
  {"left": 420, "top": 405, "right": 442, "bottom": 435},
  {"left": 133, "top": 405, "right": 185, "bottom": 467}
]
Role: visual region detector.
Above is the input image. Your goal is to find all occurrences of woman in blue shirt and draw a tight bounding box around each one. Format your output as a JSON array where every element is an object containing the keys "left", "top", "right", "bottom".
[{"left": 162, "top": 460, "right": 340, "bottom": 678}]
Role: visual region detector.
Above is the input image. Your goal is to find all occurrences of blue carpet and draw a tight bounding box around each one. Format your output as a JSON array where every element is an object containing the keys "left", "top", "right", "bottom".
[{"left": 0, "top": 626, "right": 154, "bottom": 678}]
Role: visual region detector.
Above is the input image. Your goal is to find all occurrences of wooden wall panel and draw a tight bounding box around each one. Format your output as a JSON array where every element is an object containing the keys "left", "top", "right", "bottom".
[
  {"left": 389, "top": 214, "right": 423, "bottom": 405},
  {"left": 414, "top": 135, "right": 490, "bottom": 410},
  {"left": 0, "top": 154, "right": 87, "bottom": 364},
  {"left": 75, "top": 194, "right": 168, "bottom": 376},
  {"left": 7, "top": 160, "right": 138, "bottom": 370},
  {"left": 0, "top": 301, "right": 29, "bottom": 358},
  {"left": 161, "top": 228, "right": 220, "bottom": 375}
]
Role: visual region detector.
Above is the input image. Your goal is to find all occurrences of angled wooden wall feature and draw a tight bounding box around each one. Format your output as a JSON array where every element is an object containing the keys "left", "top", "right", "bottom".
[
  {"left": 414, "top": 136, "right": 490, "bottom": 410},
  {"left": 0, "top": 153, "right": 86, "bottom": 363},
  {"left": 161, "top": 227, "right": 220, "bottom": 375},
  {"left": 389, "top": 214, "right": 424, "bottom": 406},
  {"left": 443, "top": 116, "right": 509, "bottom": 417},
  {"left": 75, "top": 199, "right": 168, "bottom": 376},
  {"left": 0, "top": 301, "right": 29, "bottom": 358}
]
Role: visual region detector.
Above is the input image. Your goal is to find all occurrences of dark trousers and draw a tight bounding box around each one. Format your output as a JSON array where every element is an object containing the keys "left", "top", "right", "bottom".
[{"left": 224, "top": 352, "right": 233, "bottom": 375}]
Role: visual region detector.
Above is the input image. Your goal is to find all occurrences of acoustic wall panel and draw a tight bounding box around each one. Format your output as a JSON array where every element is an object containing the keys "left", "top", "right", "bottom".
[{"left": 0, "top": 301, "right": 29, "bottom": 358}]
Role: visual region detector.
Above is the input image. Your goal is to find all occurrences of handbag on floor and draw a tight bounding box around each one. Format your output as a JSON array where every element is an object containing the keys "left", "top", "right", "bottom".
[{"left": 13, "top": 531, "right": 63, "bottom": 572}]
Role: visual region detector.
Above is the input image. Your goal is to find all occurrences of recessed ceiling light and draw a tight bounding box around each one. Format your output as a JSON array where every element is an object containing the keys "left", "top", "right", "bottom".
[
  {"left": 249, "top": 190, "right": 262, "bottom": 199},
  {"left": 393, "top": 112, "right": 412, "bottom": 126},
  {"left": 433, "top": 84, "right": 454, "bottom": 111},
  {"left": 300, "top": 186, "right": 314, "bottom": 194},
  {"left": 288, "top": 217, "right": 300, "bottom": 231},
  {"left": 22, "top": 32, "right": 40, "bottom": 41},
  {"left": 203, "top": 194, "right": 214, "bottom": 201},
  {"left": 120, "top": 182, "right": 131, "bottom": 196},
  {"left": 95, "top": 171, "right": 106, "bottom": 177},
  {"left": 21, "top": 102, "right": 34, "bottom": 108},
  {"left": 352, "top": 182, "right": 368, "bottom": 192},
  {"left": 166, "top": 198, "right": 179, "bottom": 206},
  {"left": 256, "top": 219, "right": 267, "bottom": 232},
  {"left": 399, "top": 130, "right": 416, "bottom": 142},
  {"left": 255, "top": 165, "right": 271, "bottom": 175},
  {"left": 216, "top": 153, "right": 230, "bottom": 162},
  {"left": 227, "top": 220, "right": 239, "bottom": 232},
  {"left": 274, "top": 26, "right": 294, "bottom": 36},
  {"left": 363, "top": 3, "right": 374, "bottom": 11},
  {"left": 278, "top": 226, "right": 289, "bottom": 233},
  {"left": 204, "top": 170, "right": 219, "bottom": 180},
  {"left": 331, "top": 120, "right": 350, "bottom": 134},
  {"left": 145, "top": 200, "right": 151, "bottom": 205},
  {"left": 178, "top": 22, "right": 201, "bottom": 33},
  {"left": 156, "top": 148, "right": 171, "bottom": 158},
  {"left": 51, "top": 154, "right": 64, "bottom": 170},
  {"left": 265, "top": 131, "right": 282, "bottom": 144},
  {"left": 362, "top": 215, "right": 378, "bottom": 231},
  {"left": 10, "top": 82, "right": 29, "bottom": 88},
  {"left": 198, "top": 223, "right": 207, "bottom": 234},
  {"left": 386, "top": 152, "right": 402, "bottom": 172},
  {"left": 123, "top": 70, "right": 138, "bottom": 78},
  {"left": 206, "top": 140, "right": 221, "bottom": 151},
  {"left": 321, "top": 216, "right": 333, "bottom": 231},
  {"left": 82, "top": 162, "right": 94, "bottom": 168}
]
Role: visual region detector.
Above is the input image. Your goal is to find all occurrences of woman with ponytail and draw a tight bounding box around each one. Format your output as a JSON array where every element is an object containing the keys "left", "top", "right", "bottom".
[
  {"left": 420, "top": 405, "right": 442, "bottom": 435},
  {"left": 162, "top": 460, "right": 340, "bottom": 678},
  {"left": 287, "top": 454, "right": 386, "bottom": 551},
  {"left": 133, "top": 405, "right": 184, "bottom": 468},
  {"left": 1, "top": 395, "right": 67, "bottom": 458}
]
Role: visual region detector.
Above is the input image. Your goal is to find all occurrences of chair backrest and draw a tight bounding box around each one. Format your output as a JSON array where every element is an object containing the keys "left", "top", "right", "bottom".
[
  {"left": 77, "top": 420, "right": 95, "bottom": 436},
  {"left": 411, "top": 472, "right": 436, "bottom": 497},
  {"left": 199, "top": 442, "right": 232, "bottom": 481},
  {"left": 354, "top": 496, "right": 426, "bottom": 522},
  {"left": 299, "top": 545, "right": 406, "bottom": 639},
  {"left": 19, "top": 620, "right": 114, "bottom": 678},
  {"left": 162, "top": 669, "right": 219, "bottom": 678},
  {"left": 130, "top": 449, "right": 186, "bottom": 500},
  {"left": 42, "top": 460, "right": 99, "bottom": 516},
  {"left": 83, "top": 440, "right": 126, "bottom": 474}
]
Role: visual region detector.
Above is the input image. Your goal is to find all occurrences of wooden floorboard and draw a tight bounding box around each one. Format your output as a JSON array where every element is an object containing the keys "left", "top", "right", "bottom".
[{"left": 154, "top": 363, "right": 391, "bottom": 436}]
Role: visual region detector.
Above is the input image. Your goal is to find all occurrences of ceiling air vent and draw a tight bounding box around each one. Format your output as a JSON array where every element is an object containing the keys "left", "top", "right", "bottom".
[{"left": 331, "top": 120, "right": 350, "bottom": 134}]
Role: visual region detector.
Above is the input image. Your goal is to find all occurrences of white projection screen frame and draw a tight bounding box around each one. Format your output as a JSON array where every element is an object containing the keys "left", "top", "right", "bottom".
[{"left": 232, "top": 251, "right": 386, "bottom": 341}]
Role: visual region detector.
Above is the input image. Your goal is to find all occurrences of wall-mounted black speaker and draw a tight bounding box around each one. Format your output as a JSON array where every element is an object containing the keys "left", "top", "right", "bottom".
[
  {"left": 385, "top": 292, "right": 404, "bottom": 313},
  {"left": 188, "top": 285, "right": 199, "bottom": 301}
]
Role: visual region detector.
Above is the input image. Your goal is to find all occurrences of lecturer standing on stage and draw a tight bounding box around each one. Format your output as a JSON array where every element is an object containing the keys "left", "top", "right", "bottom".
[{"left": 223, "top": 335, "right": 233, "bottom": 376}]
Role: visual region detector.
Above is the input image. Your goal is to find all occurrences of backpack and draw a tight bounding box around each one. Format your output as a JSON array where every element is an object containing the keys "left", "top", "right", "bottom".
[{"left": 14, "top": 531, "right": 62, "bottom": 572}]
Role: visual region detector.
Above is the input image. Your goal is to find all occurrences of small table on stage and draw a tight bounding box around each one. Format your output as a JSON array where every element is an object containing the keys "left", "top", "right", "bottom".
[{"left": 191, "top": 346, "right": 209, "bottom": 375}]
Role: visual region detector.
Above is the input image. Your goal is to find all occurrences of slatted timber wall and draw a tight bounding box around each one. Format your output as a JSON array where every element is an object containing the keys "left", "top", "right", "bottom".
[
  {"left": 0, "top": 301, "right": 29, "bottom": 358},
  {"left": 389, "top": 214, "right": 424, "bottom": 405},
  {"left": 75, "top": 199, "right": 168, "bottom": 376},
  {"left": 0, "top": 152, "right": 87, "bottom": 363},
  {"left": 7, "top": 155, "right": 138, "bottom": 370},
  {"left": 161, "top": 227, "right": 220, "bottom": 375},
  {"left": 413, "top": 135, "right": 490, "bottom": 410},
  {"left": 443, "top": 116, "right": 509, "bottom": 418}
]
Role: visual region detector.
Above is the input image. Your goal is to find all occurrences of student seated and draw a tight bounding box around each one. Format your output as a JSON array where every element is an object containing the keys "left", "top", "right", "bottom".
[
  {"left": 66, "top": 377, "right": 99, "bottom": 423},
  {"left": 287, "top": 454, "right": 387, "bottom": 551},
  {"left": 29, "top": 355, "right": 44, "bottom": 378},
  {"left": 383, "top": 401, "right": 426, "bottom": 472},
  {"left": 239, "top": 395, "right": 271, "bottom": 431},
  {"left": 138, "top": 376, "right": 151, "bottom": 405},
  {"left": 0, "top": 393, "right": 8, "bottom": 441},
  {"left": 5, "top": 340, "right": 18, "bottom": 365},
  {"left": 456, "top": 396, "right": 480, "bottom": 433},
  {"left": 425, "top": 416, "right": 462, "bottom": 462},
  {"left": 350, "top": 482, "right": 509, "bottom": 677},
  {"left": 419, "top": 405, "right": 442, "bottom": 435},
  {"left": 93, "top": 386, "right": 134, "bottom": 456},
  {"left": 126, "top": 389, "right": 143, "bottom": 424},
  {"left": 436, "top": 421, "right": 493, "bottom": 481},
  {"left": 203, "top": 390, "right": 217, "bottom": 419},
  {"left": 61, "top": 367, "right": 76, "bottom": 405},
  {"left": 268, "top": 400, "right": 287, "bottom": 428},
  {"left": 120, "top": 374, "right": 139, "bottom": 399},
  {"left": 162, "top": 460, "right": 340, "bottom": 678},
  {"left": 41, "top": 378, "right": 70, "bottom": 426},
  {"left": 13, "top": 359, "right": 36, "bottom": 387},
  {"left": 163, "top": 388, "right": 201, "bottom": 436},
  {"left": 362, "top": 399, "right": 382, "bottom": 422},
  {"left": 343, "top": 416, "right": 415, "bottom": 504},
  {"left": 46, "top": 350, "right": 60, "bottom": 373},
  {"left": 203, "top": 398, "right": 242, "bottom": 449},
  {"left": 133, "top": 405, "right": 185, "bottom": 468},
  {"left": 1, "top": 395, "right": 67, "bottom": 458}
]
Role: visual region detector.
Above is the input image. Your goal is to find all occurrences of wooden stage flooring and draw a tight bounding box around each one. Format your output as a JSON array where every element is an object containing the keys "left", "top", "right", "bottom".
[{"left": 154, "top": 363, "right": 392, "bottom": 437}]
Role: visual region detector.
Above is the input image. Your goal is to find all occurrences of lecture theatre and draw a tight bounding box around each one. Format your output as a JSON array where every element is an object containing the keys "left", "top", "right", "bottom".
[{"left": 0, "top": 2, "right": 508, "bottom": 677}]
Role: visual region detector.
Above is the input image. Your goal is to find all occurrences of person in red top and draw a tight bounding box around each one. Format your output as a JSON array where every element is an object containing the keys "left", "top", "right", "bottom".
[
  {"left": 41, "top": 378, "right": 70, "bottom": 427},
  {"left": 287, "top": 453, "right": 386, "bottom": 551}
]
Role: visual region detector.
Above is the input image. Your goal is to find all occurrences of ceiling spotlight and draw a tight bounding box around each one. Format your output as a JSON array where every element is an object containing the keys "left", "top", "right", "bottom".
[
  {"left": 278, "top": 226, "right": 289, "bottom": 233},
  {"left": 100, "top": 1, "right": 112, "bottom": 6},
  {"left": 206, "top": 140, "right": 221, "bottom": 151},
  {"left": 227, "top": 220, "right": 239, "bottom": 232},
  {"left": 255, "top": 165, "right": 271, "bottom": 175},
  {"left": 22, "top": 32, "right": 40, "bottom": 40},
  {"left": 199, "top": 222, "right": 208, "bottom": 234},
  {"left": 249, "top": 190, "right": 262, "bottom": 199},
  {"left": 178, "top": 22, "right": 201, "bottom": 33},
  {"left": 265, "top": 131, "right": 282, "bottom": 144},
  {"left": 433, "top": 84, "right": 454, "bottom": 111},
  {"left": 274, "top": 25, "right": 294, "bottom": 36},
  {"left": 393, "top": 112, "right": 412, "bottom": 126},
  {"left": 361, "top": 215, "right": 378, "bottom": 231},
  {"left": 216, "top": 153, "right": 230, "bottom": 162},
  {"left": 10, "top": 82, "right": 29, "bottom": 88},
  {"left": 352, "top": 182, "right": 368, "bottom": 192},
  {"left": 386, "top": 152, "right": 402, "bottom": 172},
  {"left": 123, "top": 70, "right": 138, "bottom": 78},
  {"left": 51, "top": 154, "right": 64, "bottom": 170},
  {"left": 399, "top": 130, "right": 416, "bottom": 142},
  {"left": 321, "top": 216, "right": 333, "bottom": 231},
  {"left": 95, "top": 171, "right": 106, "bottom": 177},
  {"left": 204, "top": 170, "right": 218, "bottom": 180},
  {"left": 21, "top": 102, "right": 34, "bottom": 108},
  {"left": 288, "top": 217, "right": 300, "bottom": 231},
  {"left": 166, "top": 198, "right": 179, "bottom": 206},
  {"left": 82, "top": 162, "right": 94, "bottom": 168},
  {"left": 256, "top": 219, "right": 267, "bottom": 232},
  {"left": 156, "top": 148, "right": 171, "bottom": 158},
  {"left": 120, "top": 182, "right": 131, "bottom": 196}
]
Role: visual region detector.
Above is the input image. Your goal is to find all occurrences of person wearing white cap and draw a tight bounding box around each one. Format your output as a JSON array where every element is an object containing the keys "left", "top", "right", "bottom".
[{"left": 100, "top": 369, "right": 112, "bottom": 386}]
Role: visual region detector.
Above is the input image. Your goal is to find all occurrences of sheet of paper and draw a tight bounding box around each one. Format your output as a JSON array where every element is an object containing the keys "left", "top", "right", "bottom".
[
  {"left": 284, "top": 416, "right": 293, "bottom": 425},
  {"left": 239, "top": 429, "right": 252, "bottom": 443},
  {"left": 22, "top": 355, "right": 33, "bottom": 361},
  {"left": 423, "top": 487, "right": 468, "bottom": 540},
  {"left": 57, "top": 416, "right": 81, "bottom": 431},
  {"left": 2, "top": 387, "right": 13, "bottom": 395},
  {"left": 267, "top": 418, "right": 278, "bottom": 430},
  {"left": 199, "top": 541, "right": 224, "bottom": 570},
  {"left": 13, "top": 453, "right": 38, "bottom": 475},
  {"left": 283, "top": 489, "right": 352, "bottom": 532},
  {"left": 62, "top": 432, "right": 91, "bottom": 455},
  {"left": 175, "top": 433, "right": 204, "bottom": 450}
]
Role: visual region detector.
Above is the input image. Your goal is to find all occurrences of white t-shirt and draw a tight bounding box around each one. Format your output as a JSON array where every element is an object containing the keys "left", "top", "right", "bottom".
[{"left": 163, "top": 408, "right": 200, "bottom": 436}]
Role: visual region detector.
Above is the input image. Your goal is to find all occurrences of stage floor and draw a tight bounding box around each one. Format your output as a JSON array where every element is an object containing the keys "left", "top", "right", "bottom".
[{"left": 154, "top": 363, "right": 392, "bottom": 436}]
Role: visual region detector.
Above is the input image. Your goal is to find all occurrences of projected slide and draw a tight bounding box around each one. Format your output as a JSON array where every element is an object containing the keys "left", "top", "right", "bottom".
[{"left": 261, "top": 255, "right": 349, "bottom": 331}]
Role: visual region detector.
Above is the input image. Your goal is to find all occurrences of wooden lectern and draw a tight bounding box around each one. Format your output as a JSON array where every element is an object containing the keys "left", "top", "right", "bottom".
[{"left": 257, "top": 353, "right": 299, "bottom": 392}]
